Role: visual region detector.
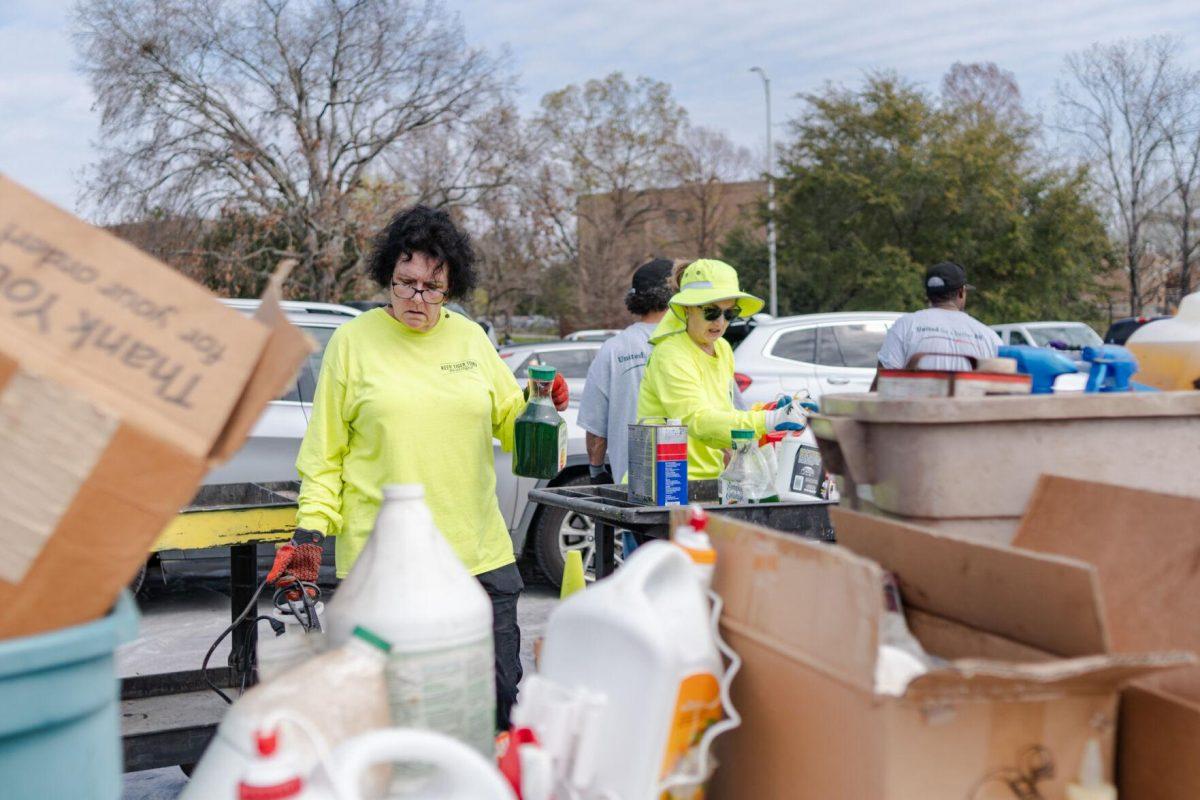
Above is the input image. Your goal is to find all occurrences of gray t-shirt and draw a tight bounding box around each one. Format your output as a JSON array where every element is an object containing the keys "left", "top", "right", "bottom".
[
  {"left": 577, "top": 321, "right": 657, "bottom": 481},
  {"left": 877, "top": 307, "right": 1001, "bottom": 372}
]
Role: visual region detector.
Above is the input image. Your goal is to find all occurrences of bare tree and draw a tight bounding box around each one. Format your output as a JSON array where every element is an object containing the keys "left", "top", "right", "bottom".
[
  {"left": 1160, "top": 68, "right": 1200, "bottom": 302},
  {"left": 1057, "top": 37, "right": 1179, "bottom": 314},
  {"left": 529, "top": 73, "right": 687, "bottom": 328},
  {"left": 75, "top": 0, "right": 513, "bottom": 301},
  {"left": 663, "top": 125, "right": 756, "bottom": 255},
  {"left": 942, "top": 61, "right": 1029, "bottom": 131}
]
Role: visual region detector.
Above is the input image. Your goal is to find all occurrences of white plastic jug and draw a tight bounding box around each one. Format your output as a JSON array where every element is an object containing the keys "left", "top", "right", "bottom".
[
  {"left": 306, "top": 729, "right": 517, "bottom": 800},
  {"left": 180, "top": 626, "right": 391, "bottom": 800},
  {"left": 528, "top": 541, "right": 726, "bottom": 800},
  {"left": 323, "top": 484, "right": 496, "bottom": 757},
  {"left": 1126, "top": 291, "right": 1200, "bottom": 390},
  {"left": 774, "top": 427, "right": 839, "bottom": 503}
]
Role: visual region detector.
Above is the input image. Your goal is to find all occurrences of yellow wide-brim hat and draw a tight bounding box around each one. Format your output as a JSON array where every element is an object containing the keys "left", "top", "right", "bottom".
[{"left": 651, "top": 259, "right": 764, "bottom": 343}]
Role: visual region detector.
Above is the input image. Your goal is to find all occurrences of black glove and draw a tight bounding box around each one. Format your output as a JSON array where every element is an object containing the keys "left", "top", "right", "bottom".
[{"left": 589, "top": 465, "right": 614, "bottom": 486}]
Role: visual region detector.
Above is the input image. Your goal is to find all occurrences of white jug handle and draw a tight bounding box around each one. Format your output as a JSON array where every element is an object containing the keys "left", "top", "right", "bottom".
[{"left": 312, "top": 729, "right": 517, "bottom": 800}]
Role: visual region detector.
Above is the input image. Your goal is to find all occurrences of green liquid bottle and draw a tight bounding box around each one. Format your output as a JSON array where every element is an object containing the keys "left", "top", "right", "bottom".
[{"left": 514, "top": 365, "right": 567, "bottom": 479}]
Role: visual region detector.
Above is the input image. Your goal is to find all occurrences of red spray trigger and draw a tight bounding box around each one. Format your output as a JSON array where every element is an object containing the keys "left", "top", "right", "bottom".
[{"left": 255, "top": 729, "right": 279, "bottom": 756}]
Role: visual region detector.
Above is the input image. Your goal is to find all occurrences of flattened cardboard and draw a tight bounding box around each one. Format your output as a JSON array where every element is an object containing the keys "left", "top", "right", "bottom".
[
  {"left": 704, "top": 511, "right": 884, "bottom": 693},
  {"left": 1014, "top": 476, "right": 1200, "bottom": 661},
  {"left": 832, "top": 508, "right": 1109, "bottom": 657},
  {"left": 1014, "top": 475, "right": 1200, "bottom": 799},
  {"left": 704, "top": 508, "right": 1189, "bottom": 799},
  {"left": 0, "top": 176, "right": 270, "bottom": 458},
  {"left": 0, "top": 175, "right": 307, "bottom": 639}
]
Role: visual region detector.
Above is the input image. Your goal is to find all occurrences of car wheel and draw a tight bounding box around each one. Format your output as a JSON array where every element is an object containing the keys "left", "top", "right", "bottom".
[{"left": 533, "top": 476, "right": 624, "bottom": 587}]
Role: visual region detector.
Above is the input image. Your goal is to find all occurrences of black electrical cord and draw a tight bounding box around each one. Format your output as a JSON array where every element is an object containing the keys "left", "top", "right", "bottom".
[{"left": 202, "top": 577, "right": 272, "bottom": 704}]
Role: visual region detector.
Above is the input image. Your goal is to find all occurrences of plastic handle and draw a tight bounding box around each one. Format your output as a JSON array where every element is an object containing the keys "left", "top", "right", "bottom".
[
  {"left": 623, "top": 541, "right": 698, "bottom": 601},
  {"left": 310, "top": 729, "right": 516, "bottom": 800}
]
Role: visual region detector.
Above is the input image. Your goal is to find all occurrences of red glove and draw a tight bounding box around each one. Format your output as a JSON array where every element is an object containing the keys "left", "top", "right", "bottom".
[
  {"left": 551, "top": 373, "right": 569, "bottom": 411},
  {"left": 267, "top": 529, "right": 323, "bottom": 588}
]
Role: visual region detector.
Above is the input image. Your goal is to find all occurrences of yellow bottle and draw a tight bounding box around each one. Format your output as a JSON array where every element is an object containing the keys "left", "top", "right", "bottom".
[
  {"left": 1125, "top": 292, "right": 1200, "bottom": 390},
  {"left": 1065, "top": 738, "right": 1117, "bottom": 800}
]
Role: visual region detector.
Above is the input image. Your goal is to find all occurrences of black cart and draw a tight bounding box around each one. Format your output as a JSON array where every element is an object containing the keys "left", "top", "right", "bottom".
[{"left": 529, "top": 480, "right": 835, "bottom": 579}]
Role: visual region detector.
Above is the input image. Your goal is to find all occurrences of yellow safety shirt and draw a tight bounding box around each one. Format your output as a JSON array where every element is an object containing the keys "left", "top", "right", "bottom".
[
  {"left": 637, "top": 331, "right": 766, "bottom": 480},
  {"left": 296, "top": 307, "right": 524, "bottom": 577}
]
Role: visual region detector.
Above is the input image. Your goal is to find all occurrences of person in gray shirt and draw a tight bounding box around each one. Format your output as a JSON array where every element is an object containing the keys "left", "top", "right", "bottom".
[{"left": 578, "top": 258, "right": 676, "bottom": 485}]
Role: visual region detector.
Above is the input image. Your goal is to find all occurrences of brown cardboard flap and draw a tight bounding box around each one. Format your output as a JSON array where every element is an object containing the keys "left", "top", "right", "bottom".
[
  {"left": 832, "top": 508, "right": 1109, "bottom": 658},
  {"left": 1014, "top": 477, "right": 1200, "bottom": 673},
  {"left": 0, "top": 176, "right": 270, "bottom": 456},
  {"left": 208, "top": 261, "right": 315, "bottom": 463},
  {"left": 904, "top": 652, "right": 1196, "bottom": 702},
  {"left": 705, "top": 511, "right": 885, "bottom": 694}
]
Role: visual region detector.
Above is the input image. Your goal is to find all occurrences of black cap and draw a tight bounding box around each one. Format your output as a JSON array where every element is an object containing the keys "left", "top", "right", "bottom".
[
  {"left": 925, "top": 261, "right": 974, "bottom": 294},
  {"left": 630, "top": 258, "right": 673, "bottom": 296}
]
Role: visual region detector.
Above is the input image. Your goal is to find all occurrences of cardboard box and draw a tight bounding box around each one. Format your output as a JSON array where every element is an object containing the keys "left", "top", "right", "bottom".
[
  {"left": 701, "top": 507, "right": 1192, "bottom": 799},
  {"left": 1013, "top": 476, "right": 1200, "bottom": 799},
  {"left": 0, "top": 175, "right": 311, "bottom": 639}
]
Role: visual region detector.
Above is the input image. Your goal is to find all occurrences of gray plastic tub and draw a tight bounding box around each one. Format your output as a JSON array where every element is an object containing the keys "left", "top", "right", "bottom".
[{"left": 811, "top": 391, "right": 1200, "bottom": 543}]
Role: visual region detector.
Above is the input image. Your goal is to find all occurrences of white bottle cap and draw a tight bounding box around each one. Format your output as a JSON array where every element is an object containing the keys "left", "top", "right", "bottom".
[{"left": 383, "top": 484, "right": 424, "bottom": 500}]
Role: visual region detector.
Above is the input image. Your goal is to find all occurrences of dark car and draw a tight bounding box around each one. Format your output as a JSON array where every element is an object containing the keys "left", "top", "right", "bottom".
[{"left": 1104, "top": 316, "right": 1170, "bottom": 345}]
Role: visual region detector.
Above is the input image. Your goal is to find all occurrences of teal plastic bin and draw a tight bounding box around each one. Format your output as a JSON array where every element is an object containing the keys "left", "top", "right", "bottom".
[{"left": 0, "top": 592, "right": 138, "bottom": 800}]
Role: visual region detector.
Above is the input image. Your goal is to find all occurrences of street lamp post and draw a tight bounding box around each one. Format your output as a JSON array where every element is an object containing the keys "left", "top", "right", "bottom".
[{"left": 750, "top": 66, "right": 777, "bottom": 317}]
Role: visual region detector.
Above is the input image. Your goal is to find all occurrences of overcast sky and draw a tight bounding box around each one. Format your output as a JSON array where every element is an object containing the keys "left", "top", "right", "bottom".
[{"left": 2, "top": 0, "right": 1197, "bottom": 218}]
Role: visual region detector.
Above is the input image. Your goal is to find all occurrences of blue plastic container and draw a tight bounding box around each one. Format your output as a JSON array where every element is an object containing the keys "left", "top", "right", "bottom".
[{"left": 0, "top": 592, "right": 138, "bottom": 800}]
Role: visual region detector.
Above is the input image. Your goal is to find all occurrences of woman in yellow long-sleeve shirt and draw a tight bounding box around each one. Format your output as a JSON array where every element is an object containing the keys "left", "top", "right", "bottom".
[
  {"left": 273, "top": 205, "right": 567, "bottom": 730},
  {"left": 638, "top": 259, "right": 807, "bottom": 480}
]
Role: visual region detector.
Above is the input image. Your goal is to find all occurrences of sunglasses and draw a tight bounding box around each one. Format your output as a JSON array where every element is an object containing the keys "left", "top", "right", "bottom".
[{"left": 700, "top": 305, "right": 740, "bottom": 322}]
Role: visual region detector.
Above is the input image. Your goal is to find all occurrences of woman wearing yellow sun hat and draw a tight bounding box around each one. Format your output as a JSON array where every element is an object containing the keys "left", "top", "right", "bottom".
[{"left": 637, "top": 259, "right": 808, "bottom": 480}]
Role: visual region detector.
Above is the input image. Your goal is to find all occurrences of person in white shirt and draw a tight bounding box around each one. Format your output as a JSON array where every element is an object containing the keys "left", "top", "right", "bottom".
[
  {"left": 875, "top": 261, "right": 1001, "bottom": 378},
  {"left": 578, "top": 258, "right": 675, "bottom": 485}
]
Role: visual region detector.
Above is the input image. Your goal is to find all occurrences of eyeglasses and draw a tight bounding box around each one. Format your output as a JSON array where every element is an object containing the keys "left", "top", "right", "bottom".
[
  {"left": 392, "top": 281, "right": 446, "bottom": 304},
  {"left": 700, "top": 305, "right": 740, "bottom": 322}
]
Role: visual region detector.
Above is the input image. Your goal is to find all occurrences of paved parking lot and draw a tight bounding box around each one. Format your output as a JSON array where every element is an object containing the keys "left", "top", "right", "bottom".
[{"left": 120, "top": 580, "right": 558, "bottom": 799}]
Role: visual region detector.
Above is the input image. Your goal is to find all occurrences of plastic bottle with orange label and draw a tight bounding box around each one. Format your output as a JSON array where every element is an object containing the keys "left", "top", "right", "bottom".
[
  {"left": 522, "top": 538, "right": 738, "bottom": 799},
  {"left": 1125, "top": 291, "right": 1200, "bottom": 390}
]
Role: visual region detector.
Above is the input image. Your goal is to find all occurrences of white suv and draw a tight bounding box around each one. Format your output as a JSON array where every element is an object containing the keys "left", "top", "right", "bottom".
[{"left": 731, "top": 312, "right": 901, "bottom": 406}]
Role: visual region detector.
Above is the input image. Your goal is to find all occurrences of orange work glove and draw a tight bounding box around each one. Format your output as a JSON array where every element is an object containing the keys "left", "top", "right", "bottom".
[{"left": 266, "top": 528, "right": 324, "bottom": 588}]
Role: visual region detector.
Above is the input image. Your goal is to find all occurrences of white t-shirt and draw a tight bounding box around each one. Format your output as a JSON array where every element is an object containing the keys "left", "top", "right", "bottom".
[
  {"left": 577, "top": 321, "right": 656, "bottom": 481},
  {"left": 877, "top": 307, "right": 1001, "bottom": 372}
]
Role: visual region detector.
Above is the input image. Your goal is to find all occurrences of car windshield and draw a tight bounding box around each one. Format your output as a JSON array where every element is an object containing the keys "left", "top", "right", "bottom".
[{"left": 1028, "top": 324, "right": 1103, "bottom": 350}]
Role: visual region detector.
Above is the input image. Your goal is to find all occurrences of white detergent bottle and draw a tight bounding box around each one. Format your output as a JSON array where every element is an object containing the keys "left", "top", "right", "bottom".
[
  {"left": 323, "top": 484, "right": 496, "bottom": 757},
  {"left": 180, "top": 626, "right": 392, "bottom": 800},
  {"left": 536, "top": 541, "right": 726, "bottom": 800},
  {"left": 1126, "top": 291, "right": 1200, "bottom": 390},
  {"left": 776, "top": 427, "right": 840, "bottom": 503}
]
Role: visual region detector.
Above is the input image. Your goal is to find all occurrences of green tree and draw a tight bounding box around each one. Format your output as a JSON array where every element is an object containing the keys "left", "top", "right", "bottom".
[{"left": 743, "top": 71, "right": 1111, "bottom": 324}]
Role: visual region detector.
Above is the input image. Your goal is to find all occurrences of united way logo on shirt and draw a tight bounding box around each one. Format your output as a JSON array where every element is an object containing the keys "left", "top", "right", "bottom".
[{"left": 440, "top": 359, "right": 480, "bottom": 374}]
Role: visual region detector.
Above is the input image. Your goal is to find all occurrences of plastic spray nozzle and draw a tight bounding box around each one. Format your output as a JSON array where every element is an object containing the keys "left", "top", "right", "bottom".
[
  {"left": 1066, "top": 737, "right": 1117, "bottom": 800},
  {"left": 689, "top": 504, "right": 708, "bottom": 532},
  {"left": 255, "top": 729, "right": 279, "bottom": 756},
  {"left": 1078, "top": 738, "right": 1105, "bottom": 787}
]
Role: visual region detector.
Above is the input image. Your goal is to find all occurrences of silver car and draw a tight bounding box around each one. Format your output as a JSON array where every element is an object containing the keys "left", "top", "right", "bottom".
[
  {"left": 498, "top": 340, "right": 603, "bottom": 402},
  {"left": 155, "top": 302, "right": 601, "bottom": 588},
  {"left": 731, "top": 312, "right": 901, "bottom": 406}
]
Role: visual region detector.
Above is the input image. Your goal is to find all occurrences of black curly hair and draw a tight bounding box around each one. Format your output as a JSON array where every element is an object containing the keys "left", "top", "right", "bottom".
[
  {"left": 624, "top": 257, "right": 675, "bottom": 316},
  {"left": 367, "top": 205, "right": 477, "bottom": 300}
]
